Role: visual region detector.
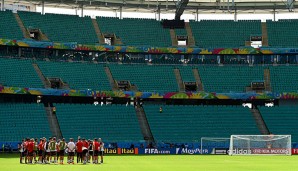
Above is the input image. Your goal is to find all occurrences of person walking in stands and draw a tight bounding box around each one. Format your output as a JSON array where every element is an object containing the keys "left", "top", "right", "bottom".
[
  {"left": 76, "top": 138, "right": 83, "bottom": 163},
  {"left": 99, "top": 138, "right": 104, "bottom": 164},
  {"left": 58, "top": 138, "right": 67, "bottom": 164},
  {"left": 67, "top": 138, "right": 76, "bottom": 164}
]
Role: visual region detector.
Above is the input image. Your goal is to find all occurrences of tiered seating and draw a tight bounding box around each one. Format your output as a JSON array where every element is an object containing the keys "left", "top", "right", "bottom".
[
  {"left": 97, "top": 17, "right": 172, "bottom": 47},
  {"left": 267, "top": 20, "right": 298, "bottom": 48},
  {"left": 178, "top": 66, "right": 196, "bottom": 82},
  {"left": 0, "top": 58, "right": 43, "bottom": 87},
  {"left": 259, "top": 106, "right": 298, "bottom": 142},
  {"left": 269, "top": 66, "right": 298, "bottom": 92},
  {"left": 0, "top": 11, "right": 23, "bottom": 40},
  {"left": 198, "top": 66, "right": 264, "bottom": 92},
  {"left": 190, "top": 20, "right": 261, "bottom": 48},
  {"left": 55, "top": 104, "right": 143, "bottom": 142},
  {"left": 0, "top": 103, "right": 51, "bottom": 142},
  {"left": 37, "top": 61, "right": 110, "bottom": 90},
  {"left": 144, "top": 105, "right": 259, "bottom": 142},
  {"left": 108, "top": 64, "right": 178, "bottom": 92},
  {"left": 18, "top": 11, "right": 98, "bottom": 44},
  {"left": 175, "top": 28, "right": 188, "bottom": 36}
]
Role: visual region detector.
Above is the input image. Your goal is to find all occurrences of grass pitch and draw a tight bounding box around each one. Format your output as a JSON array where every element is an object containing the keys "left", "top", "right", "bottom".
[{"left": 0, "top": 153, "right": 297, "bottom": 171}]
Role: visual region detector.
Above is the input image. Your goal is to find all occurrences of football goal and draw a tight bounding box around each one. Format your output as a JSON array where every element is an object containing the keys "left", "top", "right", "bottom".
[{"left": 229, "top": 135, "right": 291, "bottom": 155}]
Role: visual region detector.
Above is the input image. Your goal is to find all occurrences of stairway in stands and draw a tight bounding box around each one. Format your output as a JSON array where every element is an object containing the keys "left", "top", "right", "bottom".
[
  {"left": 261, "top": 22, "right": 269, "bottom": 46},
  {"left": 169, "top": 29, "right": 178, "bottom": 46},
  {"left": 184, "top": 22, "right": 196, "bottom": 46},
  {"left": 92, "top": 19, "right": 105, "bottom": 44},
  {"left": 173, "top": 68, "right": 185, "bottom": 92},
  {"left": 13, "top": 13, "right": 30, "bottom": 39}
]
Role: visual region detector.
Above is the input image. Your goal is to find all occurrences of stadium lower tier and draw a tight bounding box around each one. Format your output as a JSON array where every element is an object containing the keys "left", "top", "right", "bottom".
[{"left": 0, "top": 103, "right": 298, "bottom": 149}]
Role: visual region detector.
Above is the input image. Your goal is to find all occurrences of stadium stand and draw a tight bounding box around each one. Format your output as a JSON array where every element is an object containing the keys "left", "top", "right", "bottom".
[
  {"left": 108, "top": 64, "right": 178, "bottom": 92},
  {"left": 259, "top": 105, "right": 298, "bottom": 143},
  {"left": 37, "top": 61, "right": 110, "bottom": 90},
  {"left": 0, "top": 103, "right": 51, "bottom": 142},
  {"left": 18, "top": 11, "right": 98, "bottom": 44},
  {"left": 267, "top": 20, "right": 298, "bottom": 48},
  {"left": 198, "top": 66, "right": 264, "bottom": 92},
  {"left": 269, "top": 66, "right": 298, "bottom": 92},
  {"left": 54, "top": 104, "right": 143, "bottom": 142},
  {"left": 0, "top": 11, "right": 23, "bottom": 40},
  {"left": 175, "top": 28, "right": 188, "bottom": 36},
  {"left": 178, "top": 66, "right": 196, "bottom": 82},
  {"left": 144, "top": 105, "right": 259, "bottom": 142},
  {"left": 0, "top": 58, "right": 43, "bottom": 88},
  {"left": 189, "top": 20, "right": 262, "bottom": 48},
  {"left": 97, "top": 17, "right": 172, "bottom": 47}
]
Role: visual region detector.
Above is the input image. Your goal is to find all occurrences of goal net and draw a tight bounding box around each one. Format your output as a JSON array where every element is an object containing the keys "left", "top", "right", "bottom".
[
  {"left": 200, "top": 137, "right": 230, "bottom": 154},
  {"left": 229, "top": 135, "right": 291, "bottom": 155}
]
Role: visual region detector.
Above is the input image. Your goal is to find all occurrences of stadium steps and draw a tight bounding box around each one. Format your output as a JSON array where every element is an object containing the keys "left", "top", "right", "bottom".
[
  {"left": 192, "top": 68, "right": 204, "bottom": 91},
  {"left": 44, "top": 103, "right": 63, "bottom": 139},
  {"left": 250, "top": 105, "right": 270, "bottom": 135},
  {"left": 184, "top": 22, "right": 195, "bottom": 46},
  {"left": 261, "top": 22, "right": 269, "bottom": 46},
  {"left": 173, "top": 68, "right": 185, "bottom": 92},
  {"left": 32, "top": 63, "right": 51, "bottom": 88},
  {"left": 91, "top": 19, "right": 105, "bottom": 44},
  {"left": 104, "top": 66, "right": 119, "bottom": 91},
  {"left": 13, "top": 13, "right": 31, "bottom": 39},
  {"left": 169, "top": 29, "right": 178, "bottom": 46},
  {"left": 135, "top": 105, "right": 155, "bottom": 143},
  {"left": 264, "top": 68, "right": 272, "bottom": 91}
]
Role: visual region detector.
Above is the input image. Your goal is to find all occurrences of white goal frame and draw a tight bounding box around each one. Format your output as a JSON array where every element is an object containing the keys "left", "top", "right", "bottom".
[{"left": 229, "top": 135, "right": 292, "bottom": 156}]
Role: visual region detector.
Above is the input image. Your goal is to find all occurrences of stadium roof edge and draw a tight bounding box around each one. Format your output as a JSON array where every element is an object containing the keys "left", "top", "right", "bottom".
[{"left": 3, "top": 0, "right": 297, "bottom": 13}]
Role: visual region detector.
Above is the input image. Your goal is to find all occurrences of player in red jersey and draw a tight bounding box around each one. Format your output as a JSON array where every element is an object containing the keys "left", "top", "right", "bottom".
[
  {"left": 27, "top": 139, "right": 35, "bottom": 164},
  {"left": 92, "top": 139, "right": 100, "bottom": 164},
  {"left": 76, "top": 138, "right": 83, "bottom": 163},
  {"left": 82, "top": 138, "right": 89, "bottom": 164},
  {"left": 37, "top": 138, "right": 44, "bottom": 164}
]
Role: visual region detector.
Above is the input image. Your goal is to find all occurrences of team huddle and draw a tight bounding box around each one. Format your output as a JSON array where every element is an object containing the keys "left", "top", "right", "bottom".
[{"left": 18, "top": 137, "right": 104, "bottom": 165}]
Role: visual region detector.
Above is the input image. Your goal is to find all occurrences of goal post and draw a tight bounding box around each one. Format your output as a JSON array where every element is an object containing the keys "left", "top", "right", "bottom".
[
  {"left": 200, "top": 137, "right": 230, "bottom": 154},
  {"left": 229, "top": 135, "right": 292, "bottom": 155}
]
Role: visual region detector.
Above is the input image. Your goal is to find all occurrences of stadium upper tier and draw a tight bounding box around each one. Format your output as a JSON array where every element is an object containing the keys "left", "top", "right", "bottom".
[
  {"left": 267, "top": 20, "right": 298, "bottom": 48},
  {"left": 18, "top": 11, "right": 98, "bottom": 44},
  {"left": 189, "top": 20, "right": 262, "bottom": 48},
  {"left": 97, "top": 17, "right": 172, "bottom": 47},
  {"left": 0, "top": 58, "right": 297, "bottom": 92},
  {"left": 0, "top": 11, "right": 23, "bottom": 40},
  {"left": 0, "top": 11, "right": 297, "bottom": 48}
]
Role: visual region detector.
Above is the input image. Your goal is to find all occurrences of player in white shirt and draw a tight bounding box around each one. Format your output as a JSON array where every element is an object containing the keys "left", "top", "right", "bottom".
[
  {"left": 99, "top": 138, "right": 104, "bottom": 164},
  {"left": 67, "top": 138, "right": 76, "bottom": 164}
]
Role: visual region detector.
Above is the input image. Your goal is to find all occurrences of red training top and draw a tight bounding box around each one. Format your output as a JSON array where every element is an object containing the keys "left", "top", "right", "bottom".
[{"left": 76, "top": 141, "right": 83, "bottom": 152}]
